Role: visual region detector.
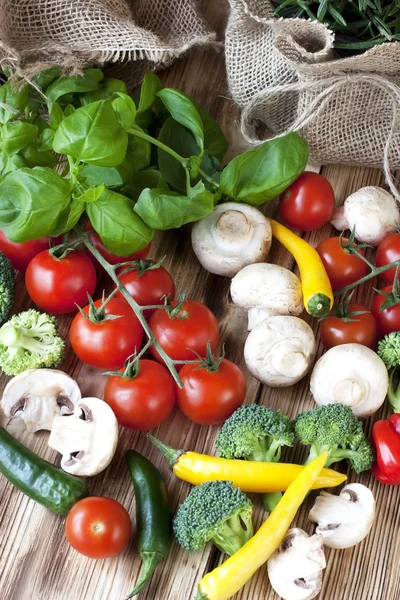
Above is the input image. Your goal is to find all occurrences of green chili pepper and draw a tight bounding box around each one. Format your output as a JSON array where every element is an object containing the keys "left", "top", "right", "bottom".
[
  {"left": 126, "top": 449, "right": 172, "bottom": 598},
  {"left": 0, "top": 425, "right": 88, "bottom": 514}
]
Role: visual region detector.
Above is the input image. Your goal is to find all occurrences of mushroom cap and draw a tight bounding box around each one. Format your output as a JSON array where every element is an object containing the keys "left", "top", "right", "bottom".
[
  {"left": 48, "top": 397, "right": 118, "bottom": 476},
  {"left": 333, "top": 186, "right": 400, "bottom": 246},
  {"left": 267, "top": 528, "right": 326, "bottom": 600},
  {"left": 244, "top": 316, "right": 316, "bottom": 387},
  {"left": 191, "top": 202, "right": 272, "bottom": 277},
  {"left": 1, "top": 369, "right": 81, "bottom": 433},
  {"left": 231, "top": 263, "right": 303, "bottom": 318},
  {"left": 310, "top": 343, "right": 388, "bottom": 418},
  {"left": 309, "top": 483, "right": 375, "bottom": 549}
]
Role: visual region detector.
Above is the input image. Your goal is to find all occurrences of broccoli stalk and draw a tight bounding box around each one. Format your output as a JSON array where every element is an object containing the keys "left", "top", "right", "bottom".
[
  {"left": 215, "top": 405, "right": 295, "bottom": 512},
  {"left": 173, "top": 480, "right": 253, "bottom": 556},
  {"left": 294, "top": 404, "right": 373, "bottom": 473},
  {"left": 0, "top": 309, "right": 65, "bottom": 375},
  {"left": 0, "top": 251, "right": 15, "bottom": 325},
  {"left": 378, "top": 332, "right": 400, "bottom": 412}
]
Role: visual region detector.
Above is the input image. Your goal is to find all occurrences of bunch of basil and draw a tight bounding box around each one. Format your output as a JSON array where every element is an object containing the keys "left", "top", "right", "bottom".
[{"left": 0, "top": 67, "right": 309, "bottom": 256}]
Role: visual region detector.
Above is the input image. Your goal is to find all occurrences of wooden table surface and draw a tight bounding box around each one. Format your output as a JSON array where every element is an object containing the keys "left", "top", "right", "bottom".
[{"left": 1, "top": 4, "right": 399, "bottom": 600}]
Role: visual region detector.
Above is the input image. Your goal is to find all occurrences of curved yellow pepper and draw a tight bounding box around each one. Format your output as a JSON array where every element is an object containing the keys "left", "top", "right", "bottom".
[
  {"left": 196, "top": 452, "right": 328, "bottom": 600},
  {"left": 269, "top": 218, "right": 334, "bottom": 317}
]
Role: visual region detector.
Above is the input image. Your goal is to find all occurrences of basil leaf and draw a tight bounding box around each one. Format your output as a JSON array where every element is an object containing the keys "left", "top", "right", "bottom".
[
  {"left": 220, "top": 133, "right": 309, "bottom": 205},
  {"left": 81, "top": 164, "right": 125, "bottom": 187},
  {"left": 80, "top": 78, "right": 127, "bottom": 105},
  {"left": 74, "top": 185, "right": 105, "bottom": 203},
  {"left": 124, "top": 133, "right": 151, "bottom": 175},
  {"left": 87, "top": 189, "right": 154, "bottom": 256},
  {"left": 50, "top": 104, "right": 64, "bottom": 129},
  {"left": 64, "top": 105, "right": 75, "bottom": 117},
  {"left": 112, "top": 93, "right": 136, "bottom": 131},
  {"left": 0, "top": 167, "right": 72, "bottom": 242},
  {"left": 53, "top": 100, "right": 128, "bottom": 167},
  {"left": 46, "top": 68, "right": 104, "bottom": 102},
  {"left": 1, "top": 122, "right": 38, "bottom": 156},
  {"left": 138, "top": 73, "right": 163, "bottom": 113},
  {"left": 0, "top": 154, "right": 26, "bottom": 179},
  {"left": 20, "top": 140, "right": 57, "bottom": 168},
  {"left": 122, "top": 169, "right": 169, "bottom": 201},
  {"left": 0, "top": 82, "right": 29, "bottom": 124},
  {"left": 57, "top": 197, "right": 86, "bottom": 233},
  {"left": 37, "top": 128, "right": 55, "bottom": 152},
  {"left": 134, "top": 181, "right": 214, "bottom": 230},
  {"left": 191, "top": 99, "right": 227, "bottom": 161},
  {"left": 156, "top": 89, "right": 204, "bottom": 153},
  {"left": 32, "top": 67, "right": 62, "bottom": 91}
]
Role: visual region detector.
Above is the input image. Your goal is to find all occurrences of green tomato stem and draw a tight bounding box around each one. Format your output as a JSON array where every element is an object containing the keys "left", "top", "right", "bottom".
[
  {"left": 334, "top": 260, "right": 400, "bottom": 296},
  {"left": 127, "top": 127, "right": 188, "bottom": 167}
]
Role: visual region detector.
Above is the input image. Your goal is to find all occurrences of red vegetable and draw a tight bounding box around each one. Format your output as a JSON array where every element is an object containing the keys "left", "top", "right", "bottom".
[
  {"left": 372, "top": 414, "right": 400, "bottom": 485},
  {"left": 371, "top": 283, "right": 400, "bottom": 336},
  {"left": 279, "top": 172, "right": 335, "bottom": 231},
  {"left": 320, "top": 303, "right": 378, "bottom": 350},
  {"left": 376, "top": 232, "right": 400, "bottom": 284},
  {"left": 0, "top": 231, "right": 62, "bottom": 272},
  {"left": 316, "top": 237, "right": 368, "bottom": 291},
  {"left": 84, "top": 222, "right": 150, "bottom": 268}
]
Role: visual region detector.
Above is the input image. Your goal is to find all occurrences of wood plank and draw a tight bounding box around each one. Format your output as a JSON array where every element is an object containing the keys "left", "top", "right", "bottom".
[{"left": 0, "top": 3, "right": 399, "bottom": 599}]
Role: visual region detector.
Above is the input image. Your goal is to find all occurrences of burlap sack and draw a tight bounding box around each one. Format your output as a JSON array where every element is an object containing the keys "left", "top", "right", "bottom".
[
  {"left": 225, "top": 0, "right": 400, "bottom": 195},
  {"left": 0, "top": 0, "right": 215, "bottom": 83}
]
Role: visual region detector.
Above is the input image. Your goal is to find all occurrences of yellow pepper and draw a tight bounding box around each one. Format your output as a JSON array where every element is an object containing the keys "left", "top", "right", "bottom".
[
  {"left": 195, "top": 451, "right": 328, "bottom": 600},
  {"left": 148, "top": 435, "right": 346, "bottom": 492},
  {"left": 269, "top": 218, "right": 334, "bottom": 317}
]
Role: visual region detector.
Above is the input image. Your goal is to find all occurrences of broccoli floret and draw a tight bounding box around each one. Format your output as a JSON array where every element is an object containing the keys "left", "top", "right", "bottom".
[
  {"left": 0, "top": 251, "right": 15, "bottom": 325},
  {"left": 173, "top": 480, "right": 253, "bottom": 555},
  {"left": 215, "top": 404, "right": 295, "bottom": 462},
  {"left": 294, "top": 404, "right": 373, "bottom": 473},
  {"left": 0, "top": 309, "right": 65, "bottom": 375},
  {"left": 378, "top": 332, "right": 400, "bottom": 412}
]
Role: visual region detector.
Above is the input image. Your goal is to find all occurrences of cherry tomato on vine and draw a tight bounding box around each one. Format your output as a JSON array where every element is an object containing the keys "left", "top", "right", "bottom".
[
  {"left": 316, "top": 237, "right": 368, "bottom": 291},
  {"left": 177, "top": 357, "right": 246, "bottom": 425},
  {"left": 149, "top": 300, "right": 219, "bottom": 365},
  {"left": 320, "top": 303, "right": 378, "bottom": 350},
  {"left": 70, "top": 297, "right": 143, "bottom": 369},
  {"left": 65, "top": 497, "right": 131, "bottom": 559},
  {"left": 104, "top": 359, "right": 176, "bottom": 430},
  {"left": 115, "top": 261, "right": 175, "bottom": 316},
  {"left": 25, "top": 249, "right": 97, "bottom": 314},
  {"left": 372, "top": 285, "right": 400, "bottom": 336},
  {"left": 279, "top": 172, "right": 335, "bottom": 231},
  {"left": 376, "top": 233, "right": 400, "bottom": 284},
  {"left": 0, "top": 231, "right": 62, "bottom": 272}
]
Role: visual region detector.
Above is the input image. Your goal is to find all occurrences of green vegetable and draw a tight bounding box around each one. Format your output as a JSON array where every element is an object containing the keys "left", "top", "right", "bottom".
[
  {"left": 378, "top": 332, "right": 400, "bottom": 412},
  {"left": 0, "top": 252, "right": 15, "bottom": 324},
  {"left": 220, "top": 132, "right": 309, "bottom": 205},
  {"left": 0, "top": 82, "right": 29, "bottom": 124},
  {"left": 215, "top": 405, "right": 295, "bottom": 512},
  {"left": 0, "top": 309, "right": 65, "bottom": 375},
  {"left": 46, "top": 68, "right": 104, "bottom": 102},
  {"left": 0, "top": 425, "right": 88, "bottom": 514},
  {"left": 157, "top": 89, "right": 205, "bottom": 153},
  {"left": 126, "top": 449, "right": 172, "bottom": 599},
  {"left": 1, "top": 122, "right": 38, "bottom": 156},
  {"left": 173, "top": 480, "right": 254, "bottom": 555},
  {"left": 294, "top": 404, "right": 373, "bottom": 473}
]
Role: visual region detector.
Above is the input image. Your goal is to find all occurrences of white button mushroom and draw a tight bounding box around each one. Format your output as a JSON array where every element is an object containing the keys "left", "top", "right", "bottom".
[
  {"left": 309, "top": 483, "right": 375, "bottom": 549},
  {"left": 191, "top": 202, "right": 272, "bottom": 277},
  {"left": 1, "top": 369, "right": 81, "bottom": 433},
  {"left": 267, "top": 528, "right": 326, "bottom": 600},
  {"left": 231, "top": 263, "right": 304, "bottom": 331},
  {"left": 331, "top": 186, "right": 400, "bottom": 246},
  {"left": 48, "top": 397, "right": 118, "bottom": 477},
  {"left": 310, "top": 343, "right": 388, "bottom": 419},
  {"left": 244, "top": 316, "right": 316, "bottom": 387}
]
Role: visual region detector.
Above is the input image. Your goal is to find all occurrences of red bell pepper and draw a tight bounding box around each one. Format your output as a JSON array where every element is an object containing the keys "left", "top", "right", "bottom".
[{"left": 372, "top": 413, "right": 400, "bottom": 485}]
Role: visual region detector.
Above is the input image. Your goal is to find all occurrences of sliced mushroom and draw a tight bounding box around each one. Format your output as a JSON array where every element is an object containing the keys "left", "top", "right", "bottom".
[
  {"left": 231, "top": 263, "right": 303, "bottom": 331},
  {"left": 1, "top": 369, "right": 81, "bottom": 433},
  {"left": 309, "top": 483, "right": 375, "bottom": 549},
  {"left": 331, "top": 186, "right": 400, "bottom": 246},
  {"left": 267, "top": 528, "right": 326, "bottom": 600},
  {"left": 244, "top": 316, "right": 316, "bottom": 387},
  {"left": 310, "top": 344, "right": 388, "bottom": 418},
  {"left": 48, "top": 397, "right": 118, "bottom": 476},
  {"left": 191, "top": 202, "right": 272, "bottom": 277}
]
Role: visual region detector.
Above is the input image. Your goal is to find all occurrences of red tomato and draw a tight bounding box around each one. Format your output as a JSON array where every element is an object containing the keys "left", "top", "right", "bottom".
[
  {"left": 25, "top": 250, "right": 97, "bottom": 314},
  {"left": 177, "top": 359, "right": 246, "bottom": 425},
  {"left": 65, "top": 497, "right": 131, "bottom": 559},
  {"left": 70, "top": 297, "right": 143, "bottom": 369},
  {"left": 316, "top": 237, "right": 368, "bottom": 291},
  {"left": 149, "top": 300, "right": 219, "bottom": 365},
  {"left": 0, "top": 231, "right": 61, "bottom": 272},
  {"left": 279, "top": 172, "right": 335, "bottom": 231},
  {"left": 85, "top": 221, "right": 150, "bottom": 267},
  {"left": 372, "top": 285, "right": 400, "bottom": 336},
  {"left": 116, "top": 262, "right": 175, "bottom": 316},
  {"left": 104, "top": 359, "right": 176, "bottom": 430},
  {"left": 376, "top": 233, "right": 400, "bottom": 284},
  {"left": 320, "top": 304, "right": 378, "bottom": 350}
]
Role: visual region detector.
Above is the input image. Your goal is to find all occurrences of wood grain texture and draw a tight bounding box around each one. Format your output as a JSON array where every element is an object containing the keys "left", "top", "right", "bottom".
[{"left": 0, "top": 3, "right": 399, "bottom": 599}]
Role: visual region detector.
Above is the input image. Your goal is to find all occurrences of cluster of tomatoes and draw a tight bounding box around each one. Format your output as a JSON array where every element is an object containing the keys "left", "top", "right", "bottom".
[
  {"left": 0, "top": 228, "right": 246, "bottom": 432},
  {"left": 280, "top": 172, "right": 400, "bottom": 348}
]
